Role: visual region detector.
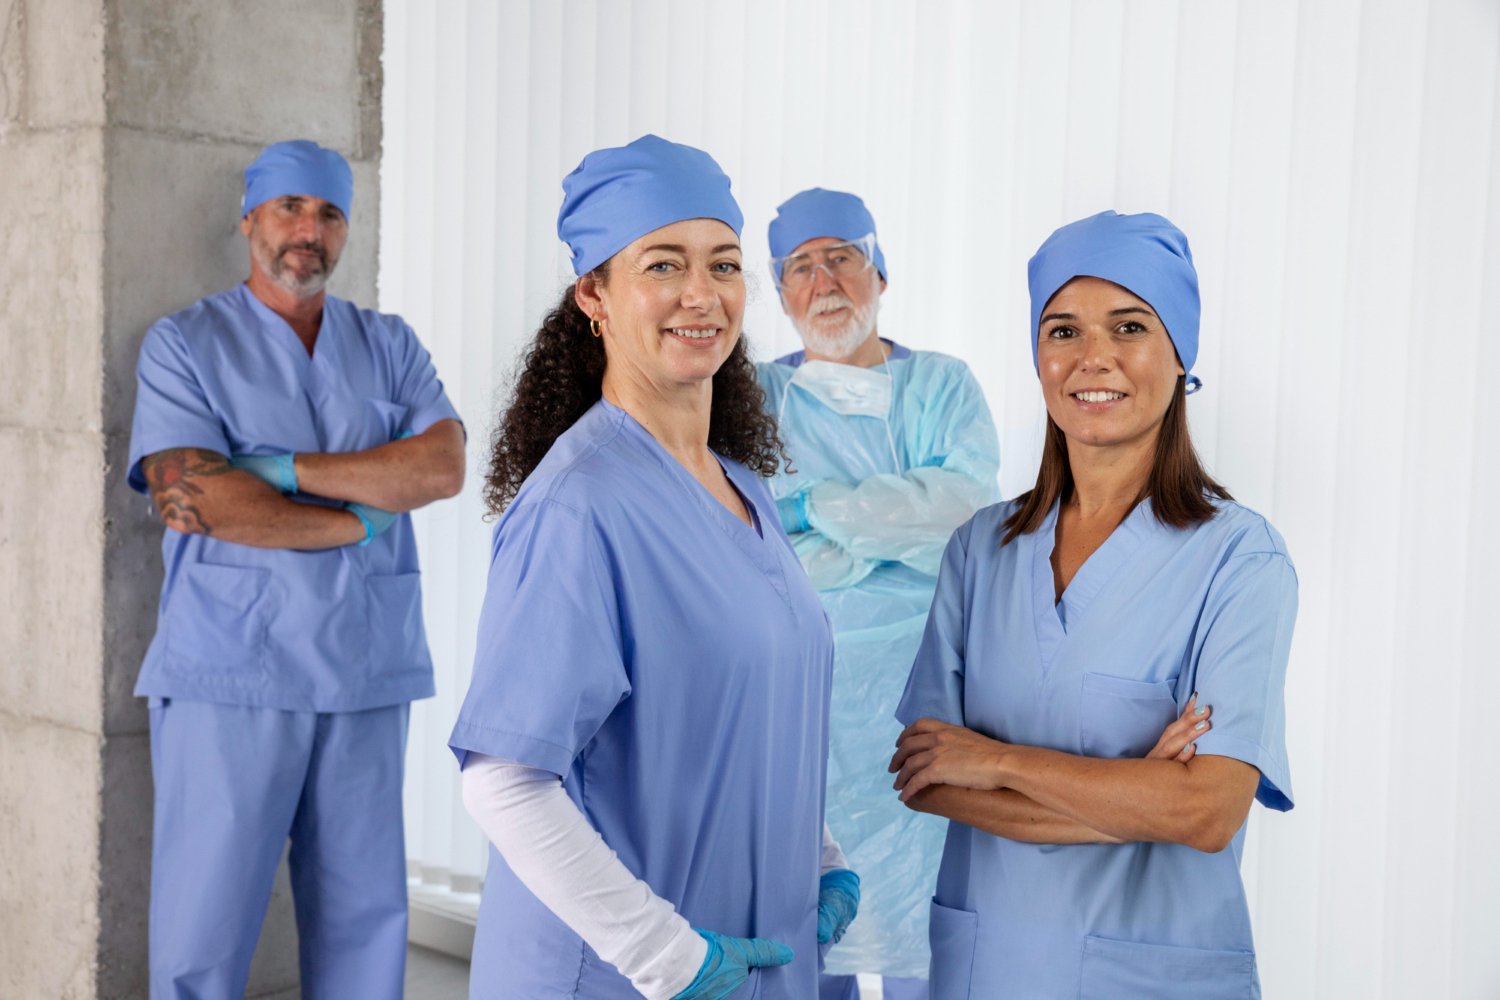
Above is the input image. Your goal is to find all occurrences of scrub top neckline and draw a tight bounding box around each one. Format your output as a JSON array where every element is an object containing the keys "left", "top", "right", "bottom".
[
  {"left": 596, "top": 400, "right": 791, "bottom": 610},
  {"left": 597, "top": 399, "right": 767, "bottom": 539},
  {"left": 236, "top": 283, "right": 342, "bottom": 370},
  {"left": 1030, "top": 498, "right": 1155, "bottom": 666}
]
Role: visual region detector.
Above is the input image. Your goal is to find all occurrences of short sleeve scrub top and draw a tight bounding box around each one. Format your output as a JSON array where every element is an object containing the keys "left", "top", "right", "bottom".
[
  {"left": 898, "top": 497, "right": 1297, "bottom": 1000},
  {"left": 451, "top": 400, "right": 836, "bottom": 999}
]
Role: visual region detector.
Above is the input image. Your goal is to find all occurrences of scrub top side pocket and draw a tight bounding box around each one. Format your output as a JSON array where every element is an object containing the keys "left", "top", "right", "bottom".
[
  {"left": 162, "top": 562, "right": 273, "bottom": 676},
  {"left": 928, "top": 898, "right": 978, "bottom": 999},
  {"left": 364, "top": 571, "right": 425, "bottom": 675},
  {"left": 1078, "top": 672, "right": 1178, "bottom": 758},
  {"left": 1078, "top": 935, "right": 1256, "bottom": 1000}
]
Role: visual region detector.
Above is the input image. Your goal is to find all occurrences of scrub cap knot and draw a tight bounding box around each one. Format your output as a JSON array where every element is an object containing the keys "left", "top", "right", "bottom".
[
  {"left": 558, "top": 134, "right": 744, "bottom": 277},
  {"left": 1027, "top": 210, "right": 1203, "bottom": 393},
  {"left": 768, "top": 188, "right": 888, "bottom": 283},
  {"left": 242, "top": 140, "right": 354, "bottom": 220}
]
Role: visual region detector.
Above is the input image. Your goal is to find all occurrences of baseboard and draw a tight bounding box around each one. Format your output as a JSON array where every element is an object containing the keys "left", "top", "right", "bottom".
[{"left": 408, "top": 880, "right": 480, "bottom": 961}]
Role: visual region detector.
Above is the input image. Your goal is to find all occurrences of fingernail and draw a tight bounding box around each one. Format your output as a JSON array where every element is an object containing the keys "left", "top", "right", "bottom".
[
  {"left": 1195, "top": 705, "right": 1207, "bottom": 716},
  {"left": 1194, "top": 720, "right": 1206, "bottom": 731}
]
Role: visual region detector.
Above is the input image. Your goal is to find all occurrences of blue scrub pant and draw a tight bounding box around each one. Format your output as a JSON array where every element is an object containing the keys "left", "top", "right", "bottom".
[
  {"left": 821, "top": 974, "right": 929, "bottom": 999},
  {"left": 148, "top": 698, "right": 410, "bottom": 1000}
]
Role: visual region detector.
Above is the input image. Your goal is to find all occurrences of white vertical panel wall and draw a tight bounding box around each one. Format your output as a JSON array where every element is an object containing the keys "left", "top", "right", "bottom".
[{"left": 380, "top": 1, "right": 1500, "bottom": 994}]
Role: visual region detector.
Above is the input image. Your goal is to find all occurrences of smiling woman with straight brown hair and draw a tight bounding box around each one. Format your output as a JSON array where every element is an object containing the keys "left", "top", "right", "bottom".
[{"left": 891, "top": 211, "right": 1298, "bottom": 1000}]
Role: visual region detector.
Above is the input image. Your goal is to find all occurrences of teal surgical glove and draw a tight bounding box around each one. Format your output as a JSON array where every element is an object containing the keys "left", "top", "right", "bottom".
[
  {"left": 346, "top": 502, "right": 398, "bottom": 546},
  {"left": 776, "top": 490, "right": 811, "bottom": 535},
  {"left": 672, "top": 929, "right": 794, "bottom": 1000},
  {"left": 230, "top": 453, "right": 297, "bottom": 493},
  {"left": 816, "top": 869, "right": 861, "bottom": 945}
]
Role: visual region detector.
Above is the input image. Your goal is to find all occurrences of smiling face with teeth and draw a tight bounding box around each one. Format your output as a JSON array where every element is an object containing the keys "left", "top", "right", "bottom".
[
  {"left": 1037, "top": 276, "right": 1186, "bottom": 453},
  {"left": 576, "top": 217, "right": 746, "bottom": 399}
]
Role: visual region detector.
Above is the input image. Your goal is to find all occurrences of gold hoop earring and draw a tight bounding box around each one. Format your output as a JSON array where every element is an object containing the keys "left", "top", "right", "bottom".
[{"left": 589, "top": 317, "right": 602, "bottom": 338}]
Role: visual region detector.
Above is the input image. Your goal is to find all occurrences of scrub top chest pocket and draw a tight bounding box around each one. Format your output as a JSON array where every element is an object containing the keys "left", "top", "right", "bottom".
[{"left": 1078, "top": 672, "right": 1179, "bottom": 758}]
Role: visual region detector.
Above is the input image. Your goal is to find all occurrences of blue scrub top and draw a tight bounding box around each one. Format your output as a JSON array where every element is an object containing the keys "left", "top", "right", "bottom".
[
  {"left": 450, "top": 400, "right": 835, "bottom": 999},
  {"left": 898, "top": 498, "right": 1296, "bottom": 1000},
  {"left": 127, "top": 284, "right": 460, "bottom": 712}
]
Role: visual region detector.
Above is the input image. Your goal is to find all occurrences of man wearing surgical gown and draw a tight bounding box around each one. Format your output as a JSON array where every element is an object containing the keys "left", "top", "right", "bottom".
[
  {"left": 126, "top": 140, "right": 463, "bottom": 999},
  {"left": 756, "top": 189, "right": 1000, "bottom": 998}
]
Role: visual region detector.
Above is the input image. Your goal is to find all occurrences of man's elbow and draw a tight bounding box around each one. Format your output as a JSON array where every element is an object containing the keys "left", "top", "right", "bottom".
[{"left": 429, "top": 460, "right": 465, "bottom": 500}]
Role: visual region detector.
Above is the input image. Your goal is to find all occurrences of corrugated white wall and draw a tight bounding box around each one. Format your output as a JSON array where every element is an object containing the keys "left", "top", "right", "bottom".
[{"left": 381, "top": 2, "right": 1500, "bottom": 995}]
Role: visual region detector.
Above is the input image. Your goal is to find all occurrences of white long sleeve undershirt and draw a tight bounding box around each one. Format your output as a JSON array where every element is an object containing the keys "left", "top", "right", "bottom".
[{"left": 460, "top": 753, "right": 847, "bottom": 1000}]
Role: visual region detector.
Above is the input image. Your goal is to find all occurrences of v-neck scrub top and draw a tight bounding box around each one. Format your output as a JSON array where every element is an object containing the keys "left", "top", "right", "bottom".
[
  {"left": 127, "top": 285, "right": 460, "bottom": 712},
  {"left": 450, "top": 400, "right": 836, "bottom": 999},
  {"left": 898, "top": 497, "right": 1296, "bottom": 1000}
]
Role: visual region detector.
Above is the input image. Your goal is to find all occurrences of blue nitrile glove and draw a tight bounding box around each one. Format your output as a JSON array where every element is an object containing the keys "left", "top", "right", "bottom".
[
  {"left": 816, "top": 869, "right": 861, "bottom": 945},
  {"left": 672, "top": 929, "right": 794, "bottom": 1000},
  {"left": 346, "top": 502, "right": 398, "bottom": 546},
  {"left": 230, "top": 453, "right": 298, "bottom": 493},
  {"left": 776, "top": 490, "right": 811, "bottom": 535}
]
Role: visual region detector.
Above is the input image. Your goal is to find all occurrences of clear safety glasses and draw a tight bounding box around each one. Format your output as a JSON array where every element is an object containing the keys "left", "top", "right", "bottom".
[{"left": 773, "top": 233, "right": 877, "bottom": 292}]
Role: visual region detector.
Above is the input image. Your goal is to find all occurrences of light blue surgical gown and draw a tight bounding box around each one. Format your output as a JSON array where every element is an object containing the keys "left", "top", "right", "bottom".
[
  {"left": 127, "top": 284, "right": 459, "bottom": 999},
  {"left": 757, "top": 344, "right": 999, "bottom": 979},
  {"left": 897, "top": 497, "right": 1296, "bottom": 1000},
  {"left": 449, "top": 399, "right": 836, "bottom": 999}
]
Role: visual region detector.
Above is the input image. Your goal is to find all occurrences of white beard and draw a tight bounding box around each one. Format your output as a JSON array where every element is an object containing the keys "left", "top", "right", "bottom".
[{"left": 794, "top": 292, "right": 880, "bottom": 360}]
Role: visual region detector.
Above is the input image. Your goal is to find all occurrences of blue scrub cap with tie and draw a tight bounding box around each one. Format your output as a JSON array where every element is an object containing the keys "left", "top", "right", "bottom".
[
  {"left": 242, "top": 140, "right": 354, "bottom": 219},
  {"left": 558, "top": 134, "right": 744, "bottom": 277},
  {"left": 1027, "top": 210, "right": 1203, "bottom": 393},
  {"left": 768, "top": 188, "right": 888, "bottom": 284}
]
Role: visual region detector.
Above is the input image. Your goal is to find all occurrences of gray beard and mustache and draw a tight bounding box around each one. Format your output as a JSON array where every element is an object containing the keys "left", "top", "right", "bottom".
[
  {"left": 793, "top": 292, "right": 879, "bottom": 360},
  {"left": 251, "top": 232, "right": 338, "bottom": 295}
]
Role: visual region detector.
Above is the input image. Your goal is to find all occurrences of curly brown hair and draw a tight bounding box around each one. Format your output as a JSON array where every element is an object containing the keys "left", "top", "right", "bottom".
[{"left": 483, "top": 267, "right": 785, "bottom": 515}]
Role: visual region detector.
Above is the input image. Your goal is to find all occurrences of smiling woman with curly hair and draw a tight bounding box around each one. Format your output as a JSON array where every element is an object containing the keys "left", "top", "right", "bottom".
[
  {"left": 449, "top": 135, "right": 853, "bottom": 1000},
  {"left": 482, "top": 257, "right": 783, "bottom": 517}
]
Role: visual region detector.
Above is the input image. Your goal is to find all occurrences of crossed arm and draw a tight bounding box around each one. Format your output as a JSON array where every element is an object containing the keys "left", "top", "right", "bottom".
[
  {"left": 892, "top": 698, "right": 1261, "bottom": 853},
  {"left": 143, "top": 419, "right": 464, "bottom": 549},
  {"left": 293, "top": 418, "right": 464, "bottom": 511}
]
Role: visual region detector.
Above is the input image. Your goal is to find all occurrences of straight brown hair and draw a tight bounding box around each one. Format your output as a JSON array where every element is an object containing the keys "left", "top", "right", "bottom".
[{"left": 1000, "top": 376, "right": 1231, "bottom": 546}]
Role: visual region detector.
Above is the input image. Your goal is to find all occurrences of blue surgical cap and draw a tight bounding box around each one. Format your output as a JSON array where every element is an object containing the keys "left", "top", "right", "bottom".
[
  {"left": 768, "top": 188, "right": 888, "bottom": 283},
  {"left": 1027, "top": 210, "right": 1202, "bottom": 392},
  {"left": 557, "top": 135, "right": 744, "bottom": 277},
  {"left": 242, "top": 140, "right": 354, "bottom": 219}
]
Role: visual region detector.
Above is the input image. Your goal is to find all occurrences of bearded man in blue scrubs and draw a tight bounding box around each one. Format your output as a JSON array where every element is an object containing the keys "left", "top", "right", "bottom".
[
  {"left": 756, "top": 189, "right": 1000, "bottom": 1000},
  {"left": 126, "top": 139, "right": 464, "bottom": 1000}
]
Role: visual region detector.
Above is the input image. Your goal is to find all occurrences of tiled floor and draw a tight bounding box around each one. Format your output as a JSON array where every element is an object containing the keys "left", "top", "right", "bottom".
[{"left": 406, "top": 944, "right": 470, "bottom": 999}]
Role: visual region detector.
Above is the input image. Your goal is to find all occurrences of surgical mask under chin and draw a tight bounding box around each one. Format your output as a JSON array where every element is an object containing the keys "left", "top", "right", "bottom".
[
  {"left": 780, "top": 359, "right": 903, "bottom": 471},
  {"left": 789, "top": 361, "right": 892, "bottom": 417}
]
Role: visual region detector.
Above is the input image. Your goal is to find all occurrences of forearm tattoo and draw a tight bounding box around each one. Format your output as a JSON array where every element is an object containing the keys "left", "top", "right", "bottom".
[{"left": 143, "top": 448, "right": 232, "bottom": 535}]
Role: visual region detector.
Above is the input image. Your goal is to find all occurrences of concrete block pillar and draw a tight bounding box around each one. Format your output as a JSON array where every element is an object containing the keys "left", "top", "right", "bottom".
[{"left": 0, "top": 1, "right": 382, "bottom": 995}]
